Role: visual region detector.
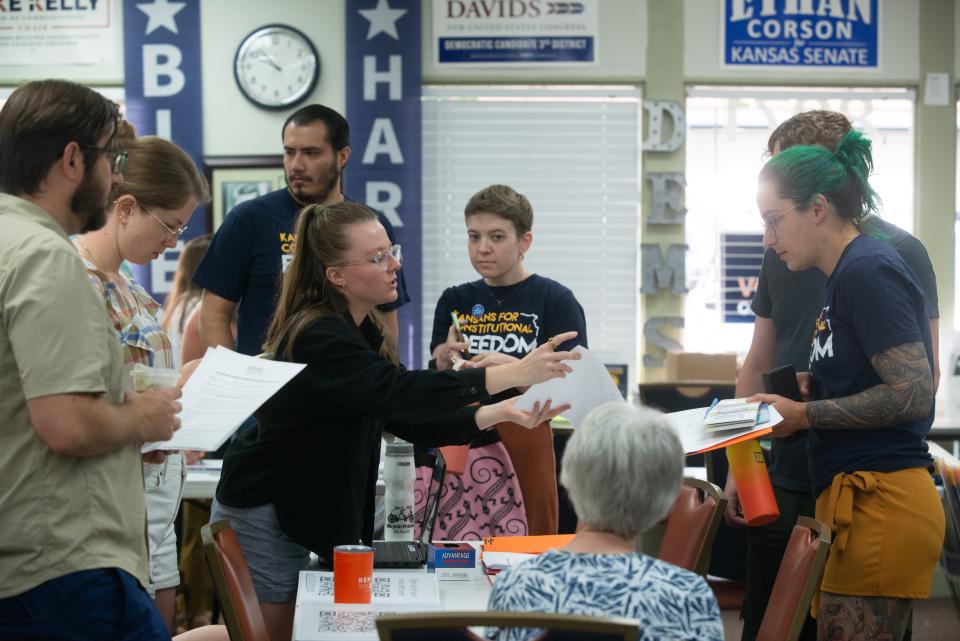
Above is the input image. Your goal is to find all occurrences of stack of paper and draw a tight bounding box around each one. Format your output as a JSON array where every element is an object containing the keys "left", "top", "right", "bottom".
[
  {"left": 142, "top": 346, "right": 305, "bottom": 453},
  {"left": 704, "top": 399, "right": 762, "bottom": 431},
  {"left": 479, "top": 534, "right": 573, "bottom": 576},
  {"left": 480, "top": 552, "right": 536, "bottom": 575},
  {"left": 293, "top": 571, "right": 441, "bottom": 641},
  {"left": 667, "top": 405, "right": 782, "bottom": 455}
]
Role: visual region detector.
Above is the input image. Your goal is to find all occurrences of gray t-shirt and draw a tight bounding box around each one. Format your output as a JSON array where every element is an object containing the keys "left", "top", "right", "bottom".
[{"left": 751, "top": 216, "right": 938, "bottom": 492}]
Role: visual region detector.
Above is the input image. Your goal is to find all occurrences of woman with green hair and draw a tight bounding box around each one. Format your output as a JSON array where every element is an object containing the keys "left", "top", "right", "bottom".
[{"left": 750, "top": 131, "right": 944, "bottom": 641}]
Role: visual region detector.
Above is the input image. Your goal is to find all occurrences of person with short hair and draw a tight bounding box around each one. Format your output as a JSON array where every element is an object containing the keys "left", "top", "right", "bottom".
[
  {"left": 0, "top": 79, "right": 182, "bottom": 640},
  {"left": 486, "top": 402, "right": 723, "bottom": 641},
  {"left": 751, "top": 131, "right": 944, "bottom": 641},
  {"left": 193, "top": 103, "right": 409, "bottom": 357},
  {"left": 211, "top": 200, "right": 580, "bottom": 641},
  {"left": 726, "top": 110, "right": 940, "bottom": 641},
  {"left": 430, "top": 184, "right": 587, "bottom": 535}
]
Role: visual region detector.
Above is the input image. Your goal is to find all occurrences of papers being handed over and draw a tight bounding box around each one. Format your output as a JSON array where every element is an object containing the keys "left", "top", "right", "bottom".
[
  {"left": 513, "top": 346, "right": 622, "bottom": 428},
  {"left": 704, "top": 398, "right": 762, "bottom": 431},
  {"left": 141, "top": 346, "right": 305, "bottom": 453},
  {"left": 667, "top": 403, "right": 783, "bottom": 455}
]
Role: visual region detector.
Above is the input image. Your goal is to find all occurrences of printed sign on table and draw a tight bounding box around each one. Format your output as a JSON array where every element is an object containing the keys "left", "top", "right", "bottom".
[
  {"left": 723, "top": 0, "right": 878, "bottom": 69},
  {"left": 0, "top": 0, "right": 116, "bottom": 65},
  {"left": 434, "top": 0, "right": 598, "bottom": 65}
]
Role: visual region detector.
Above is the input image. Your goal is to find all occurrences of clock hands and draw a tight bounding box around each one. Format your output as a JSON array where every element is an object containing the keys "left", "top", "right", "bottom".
[{"left": 253, "top": 50, "right": 283, "bottom": 72}]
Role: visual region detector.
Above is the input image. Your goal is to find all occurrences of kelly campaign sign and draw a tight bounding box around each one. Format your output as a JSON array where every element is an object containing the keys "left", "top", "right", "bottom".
[
  {"left": 434, "top": 0, "right": 598, "bottom": 65},
  {"left": 0, "top": 0, "right": 116, "bottom": 65},
  {"left": 723, "top": 0, "right": 878, "bottom": 68},
  {"left": 123, "top": 0, "right": 205, "bottom": 300},
  {"left": 346, "top": 0, "right": 423, "bottom": 367}
]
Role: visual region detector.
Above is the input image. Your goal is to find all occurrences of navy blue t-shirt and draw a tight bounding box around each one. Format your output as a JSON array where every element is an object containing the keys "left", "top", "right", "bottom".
[
  {"left": 430, "top": 274, "right": 587, "bottom": 358},
  {"left": 807, "top": 234, "right": 934, "bottom": 496},
  {"left": 193, "top": 189, "right": 409, "bottom": 355}
]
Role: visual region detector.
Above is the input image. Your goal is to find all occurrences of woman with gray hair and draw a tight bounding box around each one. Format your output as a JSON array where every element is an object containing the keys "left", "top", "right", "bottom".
[{"left": 486, "top": 402, "right": 723, "bottom": 641}]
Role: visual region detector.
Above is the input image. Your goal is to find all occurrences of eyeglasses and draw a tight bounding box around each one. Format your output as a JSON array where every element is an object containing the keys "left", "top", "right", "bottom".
[
  {"left": 84, "top": 145, "right": 128, "bottom": 175},
  {"left": 761, "top": 203, "right": 801, "bottom": 239},
  {"left": 337, "top": 244, "right": 402, "bottom": 271},
  {"left": 144, "top": 205, "right": 188, "bottom": 239}
]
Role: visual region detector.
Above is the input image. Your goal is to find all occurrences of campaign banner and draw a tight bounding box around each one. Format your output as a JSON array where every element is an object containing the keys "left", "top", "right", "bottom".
[
  {"left": 0, "top": 0, "right": 115, "bottom": 65},
  {"left": 434, "top": 0, "right": 598, "bottom": 65},
  {"left": 122, "top": 0, "right": 205, "bottom": 301},
  {"left": 723, "top": 0, "right": 878, "bottom": 68},
  {"left": 721, "top": 233, "right": 764, "bottom": 324},
  {"left": 346, "top": 0, "right": 422, "bottom": 367}
]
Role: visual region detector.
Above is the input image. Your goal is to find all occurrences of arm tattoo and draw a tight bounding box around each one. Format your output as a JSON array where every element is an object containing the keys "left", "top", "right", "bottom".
[{"left": 805, "top": 341, "right": 932, "bottom": 430}]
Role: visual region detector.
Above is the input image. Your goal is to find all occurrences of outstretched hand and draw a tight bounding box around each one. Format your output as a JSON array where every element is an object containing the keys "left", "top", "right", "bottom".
[
  {"left": 476, "top": 397, "right": 571, "bottom": 430},
  {"left": 515, "top": 331, "right": 582, "bottom": 385}
]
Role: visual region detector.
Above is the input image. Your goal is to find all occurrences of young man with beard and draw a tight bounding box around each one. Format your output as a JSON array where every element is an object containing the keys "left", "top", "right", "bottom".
[
  {"left": 194, "top": 104, "right": 409, "bottom": 356},
  {"left": 0, "top": 80, "right": 183, "bottom": 639}
]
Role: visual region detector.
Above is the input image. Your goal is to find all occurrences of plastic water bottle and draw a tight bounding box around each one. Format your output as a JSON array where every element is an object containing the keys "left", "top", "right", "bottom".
[{"left": 383, "top": 439, "right": 416, "bottom": 541}]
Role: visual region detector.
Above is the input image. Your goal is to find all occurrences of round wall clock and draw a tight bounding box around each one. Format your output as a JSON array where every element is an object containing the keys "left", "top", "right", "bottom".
[{"left": 234, "top": 24, "right": 320, "bottom": 110}]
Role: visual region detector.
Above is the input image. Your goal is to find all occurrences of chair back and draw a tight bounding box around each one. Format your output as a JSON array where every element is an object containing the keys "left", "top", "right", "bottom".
[
  {"left": 658, "top": 477, "right": 727, "bottom": 575},
  {"left": 201, "top": 519, "right": 270, "bottom": 641},
  {"left": 376, "top": 611, "right": 637, "bottom": 641},
  {"left": 755, "top": 517, "right": 832, "bottom": 641}
]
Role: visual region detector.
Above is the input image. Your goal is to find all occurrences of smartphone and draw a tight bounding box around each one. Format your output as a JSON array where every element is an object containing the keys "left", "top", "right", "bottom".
[
  {"left": 761, "top": 364, "right": 802, "bottom": 401},
  {"left": 450, "top": 312, "right": 473, "bottom": 359}
]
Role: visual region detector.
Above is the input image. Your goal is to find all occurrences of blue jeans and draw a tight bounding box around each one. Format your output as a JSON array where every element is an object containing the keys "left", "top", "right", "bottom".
[{"left": 0, "top": 568, "right": 169, "bottom": 641}]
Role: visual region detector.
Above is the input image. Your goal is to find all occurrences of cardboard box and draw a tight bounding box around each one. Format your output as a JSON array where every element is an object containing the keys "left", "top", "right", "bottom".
[
  {"left": 427, "top": 543, "right": 476, "bottom": 581},
  {"left": 665, "top": 352, "right": 737, "bottom": 383}
]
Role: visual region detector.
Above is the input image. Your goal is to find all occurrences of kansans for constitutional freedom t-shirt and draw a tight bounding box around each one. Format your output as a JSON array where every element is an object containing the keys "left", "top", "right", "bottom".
[
  {"left": 193, "top": 189, "right": 409, "bottom": 355},
  {"left": 751, "top": 216, "right": 938, "bottom": 493},
  {"left": 430, "top": 274, "right": 587, "bottom": 359},
  {"left": 807, "top": 234, "right": 934, "bottom": 496}
]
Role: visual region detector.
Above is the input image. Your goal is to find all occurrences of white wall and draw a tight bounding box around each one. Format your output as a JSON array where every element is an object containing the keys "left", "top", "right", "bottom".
[
  {"left": 421, "top": 0, "right": 646, "bottom": 83},
  {"left": 685, "top": 0, "right": 920, "bottom": 83},
  {"left": 200, "top": 0, "right": 346, "bottom": 155}
]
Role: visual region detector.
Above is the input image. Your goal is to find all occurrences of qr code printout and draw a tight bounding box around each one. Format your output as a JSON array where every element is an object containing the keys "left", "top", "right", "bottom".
[
  {"left": 315, "top": 609, "right": 378, "bottom": 635},
  {"left": 304, "top": 574, "right": 334, "bottom": 599}
]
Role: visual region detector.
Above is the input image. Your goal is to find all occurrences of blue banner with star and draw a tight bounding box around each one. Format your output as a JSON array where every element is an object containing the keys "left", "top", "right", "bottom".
[
  {"left": 346, "top": 0, "right": 422, "bottom": 367},
  {"left": 122, "top": 0, "right": 205, "bottom": 302}
]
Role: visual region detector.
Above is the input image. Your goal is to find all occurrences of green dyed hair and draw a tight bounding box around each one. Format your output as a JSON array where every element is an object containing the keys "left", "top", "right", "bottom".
[{"left": 759, "top": 130, "right": 880, "bottom": 224}]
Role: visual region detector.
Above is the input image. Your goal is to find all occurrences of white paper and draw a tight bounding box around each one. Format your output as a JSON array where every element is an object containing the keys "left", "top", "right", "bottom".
[
  {"left": 297, "top": 571, "right": 440, "bottom": 607},
  {"left": 481, "top": 552, "right": 536, "bottom": 572},
  {"left": 667, "top": 406, "right": 782, "bottom": 455},
  {"left": 924, "top": 73, "right": 950, "bottom": 106},
  {"left": 142, "top": 347, "right": 305, "bottom": 453},
  {"left": 513, "top": 346, "right": 624, "bottom": 428},
  {"left": 293, "top": 603, "right": 426, "bottom": 641}
]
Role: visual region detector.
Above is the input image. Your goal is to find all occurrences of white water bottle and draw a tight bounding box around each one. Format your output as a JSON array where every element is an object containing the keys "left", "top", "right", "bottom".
[{"left": 383, "top": 439, "right": 416, "bottom": 541}]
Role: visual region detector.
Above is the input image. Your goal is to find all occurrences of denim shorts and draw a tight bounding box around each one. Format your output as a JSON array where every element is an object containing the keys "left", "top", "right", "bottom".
[
  {"left": 210, "top": 499, "right": 310, "bottom": 603},
  {"left": 144, "top": 452, "right": 186, "bottom": 592},
  {"left": 0, "top": 568, "right": 169, "bottom": 641}
]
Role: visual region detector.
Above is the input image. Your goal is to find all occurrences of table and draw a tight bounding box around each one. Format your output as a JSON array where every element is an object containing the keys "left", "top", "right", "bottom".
[{"left": 292, "top": 543, "right": 491, "bottom": 641}]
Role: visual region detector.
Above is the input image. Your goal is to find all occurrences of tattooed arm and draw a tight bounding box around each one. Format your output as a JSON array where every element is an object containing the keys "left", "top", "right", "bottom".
[{"left": 805, "top": 341, "right": 933, "bottom": 430}]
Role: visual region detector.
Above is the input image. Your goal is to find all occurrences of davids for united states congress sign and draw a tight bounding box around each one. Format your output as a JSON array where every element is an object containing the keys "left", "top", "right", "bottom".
[
  {"left": 723, "top": 0, "right": 878, "bottom": 69},
  {"left": 434, "top": 0, "right": 598, "bottom": 65}
]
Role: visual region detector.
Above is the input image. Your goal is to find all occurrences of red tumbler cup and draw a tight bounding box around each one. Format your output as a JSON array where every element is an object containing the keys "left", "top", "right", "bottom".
[{"left": 333, "top": 545, "right": 373, "bottom": 604}]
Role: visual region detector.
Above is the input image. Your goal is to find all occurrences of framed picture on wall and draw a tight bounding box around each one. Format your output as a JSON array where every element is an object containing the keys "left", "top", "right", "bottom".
[{"left": 204, "top": 156, "right": 285, "bottom": 231}]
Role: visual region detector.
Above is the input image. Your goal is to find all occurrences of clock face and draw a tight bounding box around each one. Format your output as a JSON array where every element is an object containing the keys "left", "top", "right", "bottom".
[{"left": 234, "top": 24, "right": 319, "bottom": 110}]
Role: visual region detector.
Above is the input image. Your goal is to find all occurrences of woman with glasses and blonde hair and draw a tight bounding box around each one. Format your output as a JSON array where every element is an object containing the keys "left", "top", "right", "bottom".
[
  {"left": 74, "top": 121, "right": 211, "bottom": 632},
  {"left": 211, "top": 200, "right": 580, "bottom": 641}
]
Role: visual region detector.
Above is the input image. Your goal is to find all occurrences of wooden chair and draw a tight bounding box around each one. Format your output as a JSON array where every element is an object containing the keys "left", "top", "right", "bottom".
[
  {"left": 200, "top": 519, "right": 270, "bottom": 641},
  {"left": 658, "top": 477, "right": 727, "bottom": 575},
  {"left": 755, "top": 517, "right": 833, "bottom": 641},
  {"left": 376, "top": 611, "right": 638, "bottom": 641}
]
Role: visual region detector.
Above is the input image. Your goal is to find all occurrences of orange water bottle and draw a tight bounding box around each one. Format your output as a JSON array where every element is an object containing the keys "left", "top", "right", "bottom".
[{"left": 726, "top": 439, "right": 779, "bottom": 526}]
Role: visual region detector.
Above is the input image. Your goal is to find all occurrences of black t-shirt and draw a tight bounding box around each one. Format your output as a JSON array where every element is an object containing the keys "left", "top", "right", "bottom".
[
  {"left": 752, "top": 217, "right": 938, "bottom": 492},
  {"left": 807, "top": 234, "right": 934, "bottom": 496},
  {"left": 430, "top": 274, "right": 588, "bottom": 358},
  {"left": 215, "top": 314, "right": 487, "bottom": 560},
  {"left": 193, "top": 189, "right": 410, "bottom": 355}
]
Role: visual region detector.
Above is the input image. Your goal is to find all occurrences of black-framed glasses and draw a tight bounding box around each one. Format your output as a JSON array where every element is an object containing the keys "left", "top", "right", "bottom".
[
  {"left": 143, "top": 205, "right": 188, "bottom": 239},
  {"left": 84, "top": 145, "right": 128, "bottom": 175},
  {"left": 336, "top": 244, "right": 402, "bottom": 271}
]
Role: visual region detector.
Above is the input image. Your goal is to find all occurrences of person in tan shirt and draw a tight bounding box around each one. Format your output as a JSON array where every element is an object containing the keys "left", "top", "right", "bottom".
[{"left": 0, "top": 80, "right": 184, "bottom": 640}]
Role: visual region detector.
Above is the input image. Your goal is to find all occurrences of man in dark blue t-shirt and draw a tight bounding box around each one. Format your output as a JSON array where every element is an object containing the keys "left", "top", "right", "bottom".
[{"left": 193, "top": 104, "right": 409, "bottom": 357}]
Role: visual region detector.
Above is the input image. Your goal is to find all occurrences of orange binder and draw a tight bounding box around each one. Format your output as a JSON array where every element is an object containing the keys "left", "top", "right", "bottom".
[{"left": 482, "top": 534, "right": 575, "bottom": 555}]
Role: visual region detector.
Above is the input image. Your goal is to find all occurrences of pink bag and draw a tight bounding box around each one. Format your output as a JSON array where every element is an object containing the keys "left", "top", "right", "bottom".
[{"left": 413, "top": 441, "right": 527, "bottom": 541}]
